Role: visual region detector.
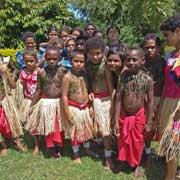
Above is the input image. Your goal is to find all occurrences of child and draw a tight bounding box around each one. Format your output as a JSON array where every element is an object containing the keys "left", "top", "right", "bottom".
[
  {"left": 158, "top": 15, "right": 180, "bottom": 180},
  {"left": 15, "top": 31, "right": 38, "bottom": 70},
  {"left": 84, "top": 22, "right": 96, "bottom": 39},
  {"left": 19, "top": 49, "right": 39, "bottom": 124},
  {"left": 0, "top": 63, "right": 24, "bottom": 155},
  {"left": 62, "top": 50, "right": 95, "bottom": 163},
  {"left": 114, "top": 47, "right": 154, "bottom": 177},
  {"left": 59, "top": 26, "right": 71, "bottom": 44},
  {"left": 71, "top": 27, "right": 83, "bottom": 40},
  {"left": 85, "top": 37, "right": 113, "bottom": 169},
  {"left": 25, "top": 46, "right": 66, "bottom": 157},
  {"left": 59, "top": 38, "right": 76, "bottom": 71},
  {"left": 142, "top": 33, "right": 165, "bottom": 165}
]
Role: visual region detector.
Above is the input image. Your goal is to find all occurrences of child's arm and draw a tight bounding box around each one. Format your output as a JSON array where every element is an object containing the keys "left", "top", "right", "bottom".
[
  {"left": 0, "top": 65, "right": 16, "bottom": 89},
  {"left": 30, "top": 71, "right": 41, "bottom": 106},
  {"left": 146, "top": 78, "right": 154, "bottom": 132},
  {"left": 105, "top": 67, "right": 113, "bottom": 96},
  {"left": 61, "top": 73, "right": 74, "bottom": 124}
]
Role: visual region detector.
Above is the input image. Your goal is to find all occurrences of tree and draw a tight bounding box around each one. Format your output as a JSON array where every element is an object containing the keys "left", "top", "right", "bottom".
[
  {"left": 0, "top": 0, "right": 78, "bottom": 48},
  {"left": 69, "top": 0, "right": 176, "bottom": 45}
]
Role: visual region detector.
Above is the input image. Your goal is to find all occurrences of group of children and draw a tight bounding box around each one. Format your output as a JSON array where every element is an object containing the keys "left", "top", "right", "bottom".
[{"left": 0, "top": 15, "right": 180, "bottom": 179}]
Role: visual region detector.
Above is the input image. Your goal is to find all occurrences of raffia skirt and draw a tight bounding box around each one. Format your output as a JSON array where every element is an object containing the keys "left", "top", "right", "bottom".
[
  {"left": 93, "top": 96, "right": 111, "bottom": 137},
  {"left": 63, "top": 105, "right": 94, "bottom": 143},
  {"left": 25, "top": 98, "right": 62, "bottom": 136}
]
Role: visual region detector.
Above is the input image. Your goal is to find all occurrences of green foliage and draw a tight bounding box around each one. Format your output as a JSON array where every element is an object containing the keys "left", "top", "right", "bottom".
[
  {"left": 0, "top": 48, "right": 18, "bottom": 62},
  {"left": 0, "top": 0, "right": 78, "bottom": 48},
  {"left": 69, "top": 0, "right": 177, "bottom": 45}
]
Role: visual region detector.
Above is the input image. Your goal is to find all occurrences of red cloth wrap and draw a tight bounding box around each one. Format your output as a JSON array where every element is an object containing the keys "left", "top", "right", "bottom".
[
  {"left": 117, "top": 107, "right": 146, "bottom": 167},
  {"left": 94, "top": 91, "right": 109, "bottom": 98},
  {"left": 45, "top": 111, "right": 63, "bottom": 148},
  {"left": 68, "top": 100, "right": 88, "bottom": 110},
  {"left": 0, "top": 107, "right": 12, "bottom": 138}
]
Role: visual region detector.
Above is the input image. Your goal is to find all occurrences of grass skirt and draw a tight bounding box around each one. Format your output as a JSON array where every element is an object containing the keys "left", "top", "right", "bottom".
[
  {"left": 93, "top": 96, "right": 111, "bottom": 137},
  {"left": 1, "top": 95, "right": 23, "bottom": 138},
  {"left": 158, "top": 97, "right": 180, "bottom": 136},
  {"left": 25, "top": 98, "right": 62, "bottom": 136},
  {"left": 64, "top": 106, "right": 94, "bottom": 143}
]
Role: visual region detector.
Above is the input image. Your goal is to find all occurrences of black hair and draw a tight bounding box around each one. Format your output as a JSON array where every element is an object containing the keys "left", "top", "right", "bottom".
[
  {"left": 106, "top": 24, "right": 120, "bottom": 35},
  {"left": 127, "top": 46, "right": 145, "bottom": 60},
  {"left": 72, "top": 27, "right": 84, "bottom": 36},
  {"left": 65, "top": 38, "right": 76, "bottom": 47},
  {"left": 70, "top": 49, "right": 85, "bottom": 60},
  {"left": 45, "top": 45, "right": 60, "bottom": 56},
  {"left": 23, "top": 49, "right": 38, "bottom": 62},
  {"left": 22, "top": 31, "right": 35, "bottom": 42},
  {"left": 48, "top": 26, "right": 58, "bottom": 34},
  {"left": 60, "top": 26, "right": 71, "bottom": 34},
  {"left": 85, "top": 37, "right": 105, "bottom": 52},
  {"left": 160, "top": 14, "right": 180, "bottom": 32},
  {"left": 107, "top": 48, "right": 126, "bottom": 63},
  {"left": 142, "top": 33, "right": 161, "bottom": 47},
  {"left": 85, "top": 22, "right": 96, "bottom": 31},
  {"left": 93, "top": 29, "right": 105, "bottom": 38}
]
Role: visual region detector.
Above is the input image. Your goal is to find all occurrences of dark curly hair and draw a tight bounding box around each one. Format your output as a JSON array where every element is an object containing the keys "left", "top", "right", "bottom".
[
  {"left": 142, "top": 33, "right": 161, "bottom": 47},
  {"left": 22, "top": 31, "right": 35, "bottom": 42},
  {"left": 160, "top": 14, "right": 180, "bottom": 32},
  {"left": 85, "top": 37, "right": 105, "bottom": 52}
]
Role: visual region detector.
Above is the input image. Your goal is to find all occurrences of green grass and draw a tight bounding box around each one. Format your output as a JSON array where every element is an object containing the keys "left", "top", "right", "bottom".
[{"left": 0, "top": 135, "right": 168, "bottom": 180}]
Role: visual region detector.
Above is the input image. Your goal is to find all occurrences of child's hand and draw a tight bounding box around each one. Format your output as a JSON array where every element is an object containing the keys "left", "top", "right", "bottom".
[
  {"left": 114, "top": 121, "right": 120, "bottom": 137},
  {"left": 89, "top": 106, "right": 94, "bottom": 118},
  {"left": 0, "top": 65, "right": 8, "bottom": 75},
  {"left": 67, "top": 113, "right": 75, "bottom": 125},
  {"left": 89, "top": 93, "right": 94, "bottom": 102},
  {"left": 145, "top": 122, "right": 152, "bottom": 132}
]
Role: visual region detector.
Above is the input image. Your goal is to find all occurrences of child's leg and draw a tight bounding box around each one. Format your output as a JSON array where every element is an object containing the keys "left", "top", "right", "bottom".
[
  {"left": 165, "top": 158, "right": 178, "bottom": 180},
  {"left": 0, "top": 135, "right": 7, "bottom": 156},
  {"left": 103, "top": 135, "right": 113, "bottom": 170},
  {"left": 72, "top": 144, "right": 81, "bottom": 163},
  {"left": 144, "top": 139, "right": 151, "bottom": 167},
  {"left": 33, "top": 135, "right": 39, "bottom": 155},
  {"left": 15, "top": 137, "right": 25, "bottom": 152},
  {"left": 83, "top": 141, "right": 99, "bottom": 158}
]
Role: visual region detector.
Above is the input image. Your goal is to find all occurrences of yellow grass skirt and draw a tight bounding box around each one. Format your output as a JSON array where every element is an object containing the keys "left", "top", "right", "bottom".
[
  {"left": 93, "top": 96, "right": 111, "bottom": 137},
  {"left": 25, "top": 98, "right": 62, "bottom": 136},
  {"left": 64, "top": 106, "right": 94, "bottom": 142}
]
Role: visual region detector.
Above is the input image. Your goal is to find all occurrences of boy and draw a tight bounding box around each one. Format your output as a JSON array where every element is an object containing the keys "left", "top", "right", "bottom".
[
  {"left": 62, "top": 50, "right": 95, "bottom": 163},
  {"left": 114, "top": 47, "right": 154, "bottom": 177},
  {"left": 25, "top": 46, "right": 66, "bottom": 157},
  {"left": 85, "top": 37, "right": 113, "bottom": 170}
]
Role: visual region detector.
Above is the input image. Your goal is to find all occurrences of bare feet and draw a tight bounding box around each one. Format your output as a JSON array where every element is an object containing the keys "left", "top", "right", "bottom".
[
  {"left": 134, "top": 166, "right": 143, "bottom": 178},
  {"left": 16, "top": 143, "right": 26, "bottom": 152},
  {"left": 33, "top": 146, "right": 39, "bottom": 155},
  {"left": 73, "top": 152, "right": 82, "bottom": 164},
  {"left": 85, "top": 148, "right": 99, "bottom": 158},
  {"left": 104, "top": 157, "right": 113, "bottom": 171},
  {"left": 0, "top": 148, "right": 7, "bottom": 156}
]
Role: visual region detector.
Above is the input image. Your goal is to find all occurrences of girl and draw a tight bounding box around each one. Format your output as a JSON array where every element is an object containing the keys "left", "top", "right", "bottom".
[
  {"left": 158, "top": 15, "right": 180, "bottom": 180},
  {"left": 71, "top": 27, "right": 83, "bottom": 40},
  {"left": 142, "top": 33, "right": 165, "bottom": 166},
  {"left": 0, "top": 61, "right": 24, "bottom": 155},
  {"left": 19, "top": 49, "right": 38, "bottom": 125},
  {"left": 59, "top": 38, "right": 76, "bottom": 71}
]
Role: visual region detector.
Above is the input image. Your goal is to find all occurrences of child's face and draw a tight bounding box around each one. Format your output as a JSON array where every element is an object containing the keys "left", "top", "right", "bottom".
[
  {"left": 143, "top": 39, "right": 160, "bottom": 60},
  {"left": 126, "top": 49, "right": 144, "bottom": 74},
  {"left": 66, "top": 40, "right": 76, "bottom": 53},
  {"left": 107, "top": 53, "right": 122, "bottom": 72},
  {"left": 45, "top": 49, "right": 59, "bottom": 68},
  {"left": 87, "top": 49, "right": 103, "bottom": 64},
  {"left": 24, "top": 37, "right": 35, "bottom": 49},
  {"left": 86, "top": 25, "right": 95, "bottom": 37},
  {"left": 163, "top": 28, "right": 180, "bottom": 47},
  {"left": 71, "top": 54, "right": 85, "bottom": 72},
  {"left": 108, "top": 28, "right": 119, "bottom": 41},
  {"left": 48, "top": 30, "right": 58, "bottom": 41},
  {"left": 71, "top": 30, "right": 80, "bottom": 39},
  {"left": 95, "top": 32, "right": 103, "bottom": 40},
  {"left": 24, "top": 55, "right": 37, "bottom": 72},
  {"left": 60, "top": 31, "right": 70, "bottom": 43}
]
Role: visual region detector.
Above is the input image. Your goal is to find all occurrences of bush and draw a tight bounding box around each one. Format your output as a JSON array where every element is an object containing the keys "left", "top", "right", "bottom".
[{"left": 0, "top": 48, "right": 19, "bottom": 62}]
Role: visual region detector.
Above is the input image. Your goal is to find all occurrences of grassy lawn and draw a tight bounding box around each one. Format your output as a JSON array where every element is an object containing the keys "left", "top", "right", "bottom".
[{"left": 0, "top": 135, "right": 168, "bottom": 180}]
